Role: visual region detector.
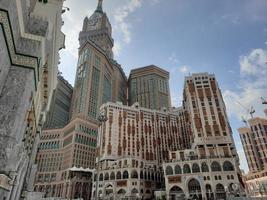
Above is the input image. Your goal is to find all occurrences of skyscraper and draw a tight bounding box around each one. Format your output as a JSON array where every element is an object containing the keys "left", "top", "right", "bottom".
[
  {"left": 129, "top": 65, "right": 172, "bottom": 110},
  {"left": 93, "top": 73, "right": 245, "bottom": 199},
  {"left": 163, "top": 73, "right": 244, "bottom": 200},
  {"left": 44, "top": 75, "right": 73, "bottom": 129},
  {"left": 238, "top": 117, "right": 267, "bottom": 173},
  {"left": 70, "top": 0, "right": 127, "bottom": 120},
  {"left": 90, "top": 101, "right": 192, "bottom": 199},
  {"left": 33, "top": 0, "right": 127, "bottom": 199},
  {"left": 238, "top": 114, "right": 267, "bottom": 197}
]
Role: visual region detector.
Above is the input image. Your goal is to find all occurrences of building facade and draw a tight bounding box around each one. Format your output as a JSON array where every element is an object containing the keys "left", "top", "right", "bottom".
[
  {"left": 34, "top": 117, "right": 97, "bottom": 199},
  {"left": 129, "top": 65, "right": 172, "bottom": 111},
  {"left": 44, "top": 75, "right": 73, "bottom": 129},
  {"left": 91, "top": 101, "right": 192, "bottom": 199},
  {"left": 238, "top": 117, "right": 267, "bottom": 173},
  {"left": 0, "top": 0, "right": 66, "bottom": 199},
  {"left": 238, "top": 114, "right": 267, "bottom": 198},
  {"left": 33, "top": 0, "right": 127, "bottom": 199},
  {"left": 93, "top": 73, "right": 245, "bottom": 200},
  {"left": 161, "top": 73, "right": 244, "bottom": 200}
]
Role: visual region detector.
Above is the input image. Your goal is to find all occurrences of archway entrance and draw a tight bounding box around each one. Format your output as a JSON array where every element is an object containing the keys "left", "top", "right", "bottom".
[
  {"left": 169, "top": 186, "right": 185, "bottom": 200},
  {"left": 188, "top": 179, "right": 202, "bottom": 200},
  {"left": 215, "top": 184, "right": 226, "bottom": 200},
  {"left": 105, "top": 184, "right": 114, "bottom": 200},
  {"left": 205, "top": 184, "right": 214, "bottom": 200}
]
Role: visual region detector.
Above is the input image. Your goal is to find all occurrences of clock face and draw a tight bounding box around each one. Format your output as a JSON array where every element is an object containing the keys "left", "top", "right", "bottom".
[{"left": 88, "top": 13, "right": 101, "bottom": 29}]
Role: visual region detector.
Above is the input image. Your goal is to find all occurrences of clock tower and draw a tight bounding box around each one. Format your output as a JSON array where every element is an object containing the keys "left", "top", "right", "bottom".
[{"left": 79, "top": 0, "right": 114, "bottom": 58}]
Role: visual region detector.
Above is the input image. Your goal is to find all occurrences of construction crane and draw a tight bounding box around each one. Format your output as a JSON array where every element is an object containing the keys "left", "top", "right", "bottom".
[
  {"left": 261, "top": 97, "right": 267, "bottom": 105},
  {"left": 227, "top": 95, "right": 255, "bottom": 125}
]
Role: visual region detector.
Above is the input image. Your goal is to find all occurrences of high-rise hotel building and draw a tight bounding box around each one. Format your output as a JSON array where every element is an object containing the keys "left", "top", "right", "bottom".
[
  {"left": 33, "top": 0, "right": 245, "bottom": 199},
  {"left": 128, "top": 65, "right": 172, "bottom": 110},
  {"left": 163, "top": 73, "right": 243, "bottom": 200},
  {"left": 238, "top": 114, "right": 267, "bottom": 197},
  {"left": 34, "top": 1, "right": 127, "bottom": 199},
  {"left": 92, "top": 73, "right": 245, "bottom": 200}
]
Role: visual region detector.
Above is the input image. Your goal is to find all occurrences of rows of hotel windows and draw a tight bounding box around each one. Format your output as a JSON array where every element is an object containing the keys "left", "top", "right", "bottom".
[
  {"left": 94, "top": 170, "right": 163, "bottom": 182},
  {"left": 73, "top": 144, "right": 95, "bottom": 168},
  {"left": 39, "top": 141, "right": 60, "bottom": 150},
  {"left": 165, "top": 161, "right": 235, "bottom": 175},
  {"left": 37, "top": 173, "right": 57, "bottom": 183},
  {"left": 88, "top": 66, "right": 100, "bottom": 118},
  {"left": 75, "top": 134, "right": 97, "bottom": 147},
  {"left": 41, "top": 133, "right": 60, "bottom": 140},
  {"left": 37, "top": 154, "right": 62, "bottom": 172}
]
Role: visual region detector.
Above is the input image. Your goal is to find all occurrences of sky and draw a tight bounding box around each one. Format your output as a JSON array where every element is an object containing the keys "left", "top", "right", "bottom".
[{"left": 59, "top": 0, "right": 267, "bottom": 173}]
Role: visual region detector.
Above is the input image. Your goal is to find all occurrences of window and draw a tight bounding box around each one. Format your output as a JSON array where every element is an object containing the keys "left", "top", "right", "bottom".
[
  {"left": 211, "top": 162, "right": 222, "bottom": 172},
  {"left": 201, "top": 162, "right": 209, "bottom": 172},
  {"left": 223, "top": 161, "right": 235, "bottom": 171},
  {"left": 165, "top": 166, "right": 173, "bottom": 175},
  {"left": 192, "top": 163, "right": 200, "bottom": 173},
  {"left": 183, "top": 164, "right": 191, "bottom": 173},
  {"left": 175, "top": 165, "right": 182, "bottom": 174}
]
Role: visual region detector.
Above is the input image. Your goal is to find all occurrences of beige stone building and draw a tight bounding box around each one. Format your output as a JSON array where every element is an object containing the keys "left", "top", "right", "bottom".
[
  {"left": 0, "top": 0, "right": 66, "bottom": 199},
  {"left": 238, "top": 114, "right": 267, "bottom": 198},
  {"left": 93, "top": 73, "right": 245, "bottom": 200},
  {"left": 91, "top": 101, "right": 192, "bottom": 199},
  {"left": 238, "top": 117, "right": 267, "bottom": 173},
  {"left": 163, "top": 73, "right": 245, "bottom": 200}
]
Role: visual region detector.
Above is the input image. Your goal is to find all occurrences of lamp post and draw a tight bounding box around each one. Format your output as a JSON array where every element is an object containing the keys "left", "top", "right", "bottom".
[{"left": 95, "top": 109, "right": 108, "bottom": 200}]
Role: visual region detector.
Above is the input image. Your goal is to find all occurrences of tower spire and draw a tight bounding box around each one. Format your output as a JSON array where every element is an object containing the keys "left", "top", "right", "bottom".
[{"left": 96, "top": 0, "right": 103, "bottom": 13}]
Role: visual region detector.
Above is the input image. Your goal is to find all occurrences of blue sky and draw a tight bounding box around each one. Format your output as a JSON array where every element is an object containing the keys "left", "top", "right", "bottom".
[{"left": 59, "top": 0, "right": 267, "bottom": 172}]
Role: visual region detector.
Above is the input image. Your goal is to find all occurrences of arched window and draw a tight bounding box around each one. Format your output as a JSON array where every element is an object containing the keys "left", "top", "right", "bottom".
[
  {"left": 165, "top": 166, "right": 173, "bottom": 175},
  {"left": 104, "top": 173, "right": 109, "bottom": 180},
  {"left": 151, "top": 173, "right": 155, "bottom": 181},
  {"left": 110, "top": 172, "right": 115, "bottom": 180},
  {"left": 216, "top": 183, "right": 226, "bottom": 199},
  {"left": 94, "top": 174, "right": 97, "bottom": 181},
  {"left": 131, "top": 188, "right": 138, "bottom": 194},
  {"left": 175, "top": 165, "right": 182, "bottom": 174},
  {"left": 123, "top": 171, "right": 129, "bottom": 179},
  {"left": 140, "top": 171, "right": 143, "bottom": 179},
  {"left": 99, "top": 173, "right": 103, "bottom": 181},
  {"left": 188, "top": 179, "right": 201, "bottom": 193},
  {"left": 223, "top": 161, "right": 235, "bottom": 171},
  {"left": 201, "top": 162, "right": 209, "bottom": 172},
  {"left": 117, "top": 189, "right": 126, "bottom": 195},
  {"left": 211, "top": 161, "right": 222, "bottom": 172},
  {"left": 192, "top": 163, "right": 200, "bottom": 173},
  {"left": 144, "top": 171, "right": 147, "bottom": 180},
  {"left": 183, "top": 164, "right": 191, "bottom": 173},
  {"left": 131, "top": 170, "right": 138, "bottom": 179},
  {"left": 116, "top": 171, "right": 121, "bottom": 180}
]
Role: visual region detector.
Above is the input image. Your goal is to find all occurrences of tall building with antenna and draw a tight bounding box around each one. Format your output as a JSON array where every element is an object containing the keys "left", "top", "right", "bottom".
[{"left": 33, "top": 0, "right": 127, "bottom": 199}]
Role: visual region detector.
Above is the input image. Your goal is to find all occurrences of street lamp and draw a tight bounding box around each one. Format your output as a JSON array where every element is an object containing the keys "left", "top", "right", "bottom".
[{"left": 95, "top": 109, "right": 108, "bottom": 200}]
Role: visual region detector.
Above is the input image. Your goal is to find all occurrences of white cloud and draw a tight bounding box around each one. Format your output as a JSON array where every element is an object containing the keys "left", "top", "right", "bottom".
[
  {"left": 113, "top": 41, "right": 122, "bottom": 57},
  {"left": 223, "top": 48, "right": 267, "bottom": 120},
  {"left": 113, "top": 0, "right": 142, "bottom": 44},
  {"left": 168, "top": 53, "right": 179, "bottom": 64},
  {"left": 179, "top": 65, "right": 189, "bottom": 73},
  {"left": 240, "top": 48, "right": 267, "bottom": 75},
  {"left": 61, "top": 0, "right": 94, "bottom": 58}
]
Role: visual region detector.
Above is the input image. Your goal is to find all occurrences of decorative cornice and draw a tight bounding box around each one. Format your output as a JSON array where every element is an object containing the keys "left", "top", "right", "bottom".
[{"left": 0, "top": 8, "right": 39, "bottom": 89}]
